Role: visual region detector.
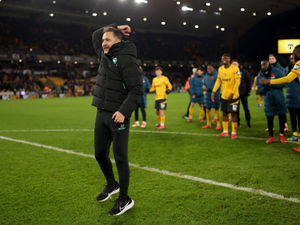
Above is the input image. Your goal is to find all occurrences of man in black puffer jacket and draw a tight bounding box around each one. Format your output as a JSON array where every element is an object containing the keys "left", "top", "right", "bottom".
[
  {"left": 92, "top": 24, "right": 143, "bottom": 216},
  {"left": 232, "top": 59, "right": 252, "bottom": 128}
]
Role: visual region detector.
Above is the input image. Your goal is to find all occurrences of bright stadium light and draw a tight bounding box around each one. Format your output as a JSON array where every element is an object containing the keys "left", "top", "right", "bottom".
[
  {"left": 216, "top": 25, "right": 220, "bottom": 29},
  {"left": 206, "top": 2, "right": 211, "bottom": 6},
  {"left": 18, "top": 59, "right": 22, "bottom": 63},
  {"left": 199, "top": 9, "right": 207, "bottom": 13},
  {"left": 161, "top": 21, "right": 166, "bottom": 25},
  {"left": 103, "top": 12, "right": 108, "bottom": 16},
  {"left": 182, "top": 6, "right": 194, "bottom": 12},
  {"left": 267, "top": 11, "right": 272, "bottom": 16},
  {"left": 92, "top": 13, "right": 97, "bottom": 17},
  {"left": 194, "top": 25, "right": 199, "bottom": 29},
  {"left": 213, "top": 11, "right": 221, "bottom": 16},
  {"left": 176, "top": 1, "right": 181, "bottom": 5},
  {"left": 221, "top": 27, "right": 225, "bottom": 31},
  {"left": 74, "top": 61, "right": 78, "bottom": 64},
  {"left": 182, "top": 21, "right": 187, "bottom": 25},
  {"left": 39, "top": 60, "right": 43, "bottom": 63},
  {"left": 253, "top": 12, "right": 257, "bottom": 16},
  {"left": 52, "top": 0, "right": 56, "bottom": 4},
  {"left": 126, "top": 17, "right": 131, "bottom": 22},
  {"left": 57, "top": 60, "right": 61, "bottom": 64},
  {"left": 218, "top": 7, "right": 222, "bottom": 11},
  {"left": 135, "top": 0, "right": 148, "bottom": 4},
  {"left": 49, "top": 13, "right": 54, "bottom": 17},
  {"left": 143, "top": 17, "right": 147, "bottom": 21},
  {"left": 240, "top": 8, "right": 245, "bottom": 12}
]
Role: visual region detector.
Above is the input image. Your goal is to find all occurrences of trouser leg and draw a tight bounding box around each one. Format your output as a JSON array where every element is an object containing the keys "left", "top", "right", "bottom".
[
  {"left": 267, "top": 116, "right": 274, "bottom": 137},
  {"left": 278, "top": 114, "right": 285, "bottom": 135},
  {"left": 288, "top": 108, "right": 297, "bottom": 133},
  {"left": 241, "top": 96, "right": 251, "bottom": 123},
  {"left": 112, "top": 120, "right": 130, "bottom": 198},
  {"left": 94, "top": 110, "right": 115, "bottom": 185}
]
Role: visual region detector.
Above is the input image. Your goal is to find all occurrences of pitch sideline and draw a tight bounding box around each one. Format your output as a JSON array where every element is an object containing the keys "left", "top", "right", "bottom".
[{"left": 0, "top": 135, "right": 300, "bottom": 204}]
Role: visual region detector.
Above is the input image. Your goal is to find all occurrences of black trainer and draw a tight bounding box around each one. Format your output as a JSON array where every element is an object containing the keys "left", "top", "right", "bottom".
[
  {"left": 108, "top": 196, "right": 134, "bottom": 216},
  {"left": 96, "top": 183, "right": 120, "bottom": 202}
]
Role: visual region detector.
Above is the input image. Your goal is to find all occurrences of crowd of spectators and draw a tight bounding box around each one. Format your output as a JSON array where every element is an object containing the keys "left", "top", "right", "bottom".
[{"left": 0, "top": 16, "right": 260, "bottom": 99}]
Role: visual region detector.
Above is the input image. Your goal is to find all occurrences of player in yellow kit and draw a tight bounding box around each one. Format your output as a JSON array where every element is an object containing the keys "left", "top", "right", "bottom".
[
  {"left": 211, "top": 53, "right": 241, "bottom": 139},
  {"left": 149, "top": 66, "right": 172, "bottom": 130},
  {"left": 260, "top": 45, "right": 300, "bottom": 152}
]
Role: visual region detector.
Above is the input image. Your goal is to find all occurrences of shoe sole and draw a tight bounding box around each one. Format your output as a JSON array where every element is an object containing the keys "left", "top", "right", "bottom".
[
  {"left": 112, "top": 200, "right": 135, "bottom": 216},
  {"left": 97, "top": 188, "right": 120, "bottom": 202}
]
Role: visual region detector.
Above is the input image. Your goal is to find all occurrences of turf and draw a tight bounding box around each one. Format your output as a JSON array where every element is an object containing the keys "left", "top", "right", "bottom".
[{"left": 0, "top": 92, "right": 300, "bottom": 225}]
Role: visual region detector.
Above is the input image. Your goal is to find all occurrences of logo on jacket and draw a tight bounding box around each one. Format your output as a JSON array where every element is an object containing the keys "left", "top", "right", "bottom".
[
  {"left": 293, "top": 64, "right": 299, "bottom": 70},
  {"left": 112, "top": 57, "right": 118, "bottom": 65},
  {"left": 271, "top": 73, "right": 275, "bottom": 78},
  {"left": 211, "top": 76, "right": 214, "bottom": 80}
]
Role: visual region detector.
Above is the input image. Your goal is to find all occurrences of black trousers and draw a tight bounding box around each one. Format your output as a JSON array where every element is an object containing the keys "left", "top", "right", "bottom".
[
  {"left": 238, "top": 96, "right": 251, "bottom": 125},
  {"left": 94, "top": 109, "right": 130, "bottom": 198},
  {"left": 267, "top": 114, "right": 285, "bottom": 137},
  {"left": 134, "top": 98, "right": 146, "bottom": 121},
  {"left": 288, "top": 108, "right": 300, "bottom": 133}
]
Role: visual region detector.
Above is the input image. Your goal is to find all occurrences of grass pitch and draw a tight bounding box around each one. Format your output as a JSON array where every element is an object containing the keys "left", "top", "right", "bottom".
[{"left": 0, "top": 92, "right": 300, "bottom": 225}]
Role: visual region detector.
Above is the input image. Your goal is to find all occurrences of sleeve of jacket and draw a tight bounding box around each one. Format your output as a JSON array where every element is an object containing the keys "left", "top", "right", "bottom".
[
  {"left": 117, "top": 57, "right": 143, "bottom": 118},
  {"left": 245, "top": 71, "right": 252, "bottom": 95},
  {"left": 190, "top": 78, "right": 195, "bottom": 96},
  {"left": 145, "top": 77, "right": 151, "bottom": 91},
  {"left": 212, "top": 69, "right": 222, "bottom": 93},
  {"left": 272, "top": 71, "right": 286, "bottom": 89},
  {"left": 92, "top": 24, "right": 118, "bottom": 57},
  {"left": 256, "top": 74, "right": 267, "bottom": 95}
]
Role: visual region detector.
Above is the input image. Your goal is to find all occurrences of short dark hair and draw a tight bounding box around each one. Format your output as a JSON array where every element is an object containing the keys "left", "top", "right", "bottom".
[
  {"left": 294, "top": 45, "right": 300, "bottom": 50},
  {"left": 155, "top": 66, "right": 163, "bottom": 71},
  {"left": 197, "top": 67, "right": 205, "bottom": 72},
  {"left": 268, "top": 54, "right": 277, "bottom": 59},
  {"left": 103, "top": 27, "right": 123, "bottom": 40},
  {"left": 222, "top": 53, "right": 231, "bottom": 58}
]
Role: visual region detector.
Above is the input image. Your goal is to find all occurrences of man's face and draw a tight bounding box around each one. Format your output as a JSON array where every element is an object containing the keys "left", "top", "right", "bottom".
[
  {"left": 290, "top": 54, "right": 295, "bottom": 65},
  {"left": 222, "top": 56, "right": 230, "bottom": 65},
  {"left": 232, "top": 61, "right": 239, "bottom": 68},
  {"left": 155, "top": 69, "right": 162, "bottom": 77},
  {"left": 269, "top": 56, "right": 277, "bottom": 64},
  {"left": 102, "top": 32, "right": 120, "bottom": 54},
  {"left": 196, "top": 70, "right": 203, "bottom": 76},
  {"left": 207, "top": 66, "right": 214, "bottom": 74},
  {"left": 192, "top": 68, "right": 197, "bottom": 75},
  {"left": 261, "top": 61, "right": 270, "bottom": 71},
  {"left": 293, "top": 48, "right": 300, "bottom": 62}
]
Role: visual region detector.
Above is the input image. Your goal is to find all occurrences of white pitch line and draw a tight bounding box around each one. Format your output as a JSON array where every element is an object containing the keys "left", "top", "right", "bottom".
[
  {"left": 0, "top": 129, "right": 299, "bottom": 144},
  {"left": 0, "top": 135, "right": 300, "bottom": 204}
]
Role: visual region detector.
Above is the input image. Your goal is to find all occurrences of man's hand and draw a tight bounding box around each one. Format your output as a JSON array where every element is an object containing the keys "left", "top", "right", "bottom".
[
  {"left": 192, "top": 95, "right": 196, "bottom": 99},
  {"left": 117, "top": 25, "right": 131, "bottom": 36},
  {"left": 228, "top": 93, "right": 234, "bottom": 101},
  {"left": 211, "top": 92, "right": 215, "bottom": 102},
  {"left": 203, "top": 87, "right": 208, "bottom": 91},
  {"left": 259, "top": 78, "right": 270, "bottom": 85},
  {"left": 112, "top": 111, "right": 125, "bottom": 123}
]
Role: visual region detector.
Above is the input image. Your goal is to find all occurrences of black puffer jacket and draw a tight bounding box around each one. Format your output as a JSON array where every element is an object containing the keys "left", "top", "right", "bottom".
[
  {"left": 92, "top": 25, "right": 143, "bottom": 118},
  {"left": 238, "top": 69, "right": 252, "bottom": 97}
]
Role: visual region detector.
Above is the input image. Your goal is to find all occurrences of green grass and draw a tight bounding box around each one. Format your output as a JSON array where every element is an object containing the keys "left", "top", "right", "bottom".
[{"left": 0, "top": 92, "right": 300, "bottom": 225}]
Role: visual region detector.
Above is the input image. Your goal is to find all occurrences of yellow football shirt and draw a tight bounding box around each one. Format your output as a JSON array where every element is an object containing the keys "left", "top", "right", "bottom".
[
  {"left": 270, "top": 60, "right": 300, "bottom": 85},
  {"left": 150, "top": 75, "right": 172, "bottom": 100},
  {"left": 213, "top": 64, "right": 241, "bottom": 100}
]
